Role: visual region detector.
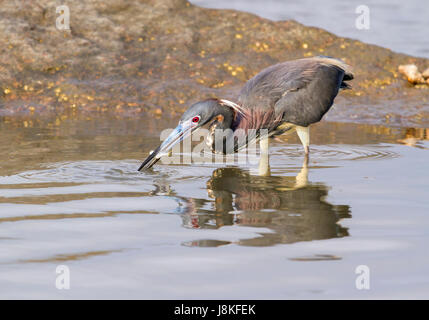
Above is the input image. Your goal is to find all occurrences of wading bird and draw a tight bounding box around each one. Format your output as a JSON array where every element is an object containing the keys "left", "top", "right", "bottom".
[{"left": 138, "top": 56, "right": 353, "bottom": 171}]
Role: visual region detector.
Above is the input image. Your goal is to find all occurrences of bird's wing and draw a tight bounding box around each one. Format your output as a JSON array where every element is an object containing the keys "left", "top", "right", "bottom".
[{"left": 238, "top": 57, "right": 353, "bottom": 127}]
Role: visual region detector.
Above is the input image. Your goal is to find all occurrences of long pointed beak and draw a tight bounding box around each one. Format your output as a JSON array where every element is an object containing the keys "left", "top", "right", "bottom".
[{"left": 138, "top": 121, "right": 194, "bottom": 171}]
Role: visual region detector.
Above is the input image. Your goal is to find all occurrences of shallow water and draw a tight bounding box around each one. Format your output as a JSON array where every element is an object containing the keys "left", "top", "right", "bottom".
[{"left": 0, "top": 116, "right": 428, "bottom": 299}]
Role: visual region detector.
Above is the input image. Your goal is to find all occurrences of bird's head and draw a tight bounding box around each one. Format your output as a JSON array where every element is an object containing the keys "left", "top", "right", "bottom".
[
  {"left": 179, "top": 98, "right": 224, "bottom": 129},
  {"left": 138, "top": 99, "right": 240, "bottom": 170}
]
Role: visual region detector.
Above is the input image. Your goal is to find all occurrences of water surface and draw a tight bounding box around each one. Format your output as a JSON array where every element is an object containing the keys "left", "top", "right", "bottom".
[{"left": 0, "top": 116, "right": 428, "bottom": 298}]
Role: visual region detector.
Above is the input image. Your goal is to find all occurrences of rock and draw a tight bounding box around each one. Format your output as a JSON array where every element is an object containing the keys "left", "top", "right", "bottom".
[
  {"left": 398, "top": 64, "right": 426, "bottom": 84},
  {"left": 0, "top": 0, "right": 428, "bottom": 127},
  {"left": 422, "top": 68, "right": 429, "bottom": 79}
]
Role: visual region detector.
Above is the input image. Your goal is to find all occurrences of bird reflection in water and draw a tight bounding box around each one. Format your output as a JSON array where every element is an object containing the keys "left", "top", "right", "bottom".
[{"left": 178, "top": 159, "right": 351, "bottom": 247}]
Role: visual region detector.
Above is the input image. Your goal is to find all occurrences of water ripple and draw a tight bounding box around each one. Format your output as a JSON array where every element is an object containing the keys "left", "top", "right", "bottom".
[
  {"left": 271, "top": 144, "right": 400, "bottom": 162},
  {"left": 0, "top": 144, "right": 399, "bottom": 187},
  {"left": 0, "top": 160, "right": 148, "bottom": 185}
]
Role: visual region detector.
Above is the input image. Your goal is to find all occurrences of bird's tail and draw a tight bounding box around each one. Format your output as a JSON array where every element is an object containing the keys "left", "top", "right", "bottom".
[{"left": 340, "top": 69, "right": 354, "bottom": 90}]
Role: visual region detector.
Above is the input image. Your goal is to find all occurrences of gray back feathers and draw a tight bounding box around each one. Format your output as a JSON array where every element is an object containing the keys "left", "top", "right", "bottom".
[{"left": 238, "top": 56, "right": 353, "bottom": 127}]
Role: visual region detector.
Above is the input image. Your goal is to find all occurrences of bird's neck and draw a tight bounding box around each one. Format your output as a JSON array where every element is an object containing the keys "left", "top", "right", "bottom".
[
  {"left": 208, "top": 99, "right": 281, "bottom": 154},
  {"left": 207, "top": 101, "right": 237, "bottom": 154},
  {"left": 213, "top": 103, "right": 235, "bottom": 129}
]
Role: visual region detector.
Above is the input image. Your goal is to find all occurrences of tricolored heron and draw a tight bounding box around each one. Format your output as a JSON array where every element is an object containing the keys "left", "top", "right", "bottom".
[{"left": 138, "top": 56, "right": 353, "bottom": 171}]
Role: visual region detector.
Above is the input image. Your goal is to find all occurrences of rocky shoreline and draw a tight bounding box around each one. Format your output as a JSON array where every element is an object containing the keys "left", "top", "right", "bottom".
[{"left": 0, "top": 0, "right": 428, "bottom": 127}]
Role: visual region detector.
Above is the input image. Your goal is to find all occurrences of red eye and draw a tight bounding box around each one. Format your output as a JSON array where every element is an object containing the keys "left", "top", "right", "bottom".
[{"left": 192, "top": 116, "right": 200, "bottom": 123}]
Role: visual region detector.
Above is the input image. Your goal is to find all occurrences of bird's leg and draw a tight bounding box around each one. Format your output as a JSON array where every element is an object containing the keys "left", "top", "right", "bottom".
[
  {"left": 295, "top": 154, "right": 309, "bottom": 189},
  {"left": 296, "top": 125, "right": 310, "bottom": 154},
  {"left": 258, "top": 135, "right": 271, "bottom": 176}
]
